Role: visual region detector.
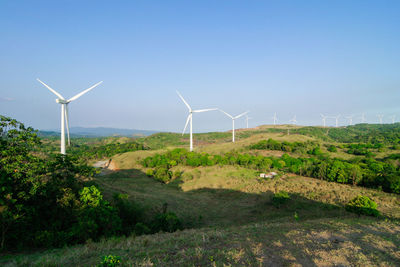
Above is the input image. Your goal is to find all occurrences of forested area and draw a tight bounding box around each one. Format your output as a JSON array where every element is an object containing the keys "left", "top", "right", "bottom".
[{"left": 0, "top": 116, "right": 181, "bottom": 251}]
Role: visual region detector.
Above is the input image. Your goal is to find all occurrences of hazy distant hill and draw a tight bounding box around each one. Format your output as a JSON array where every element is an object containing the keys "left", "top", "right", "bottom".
[{"left": 39, "top": 127, "right": 158, "bottom": 137}]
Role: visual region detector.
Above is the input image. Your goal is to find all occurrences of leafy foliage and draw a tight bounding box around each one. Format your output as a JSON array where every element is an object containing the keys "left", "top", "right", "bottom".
[
  {"left": 345, "top": 195, "right": 380, "bottom": 217},
  {"left": 0, "top": 115, "right": 181, "bottom": 251},
  {"left": 99, "top": 255, "right": 121, "bottom": 267},
  {"left": 142, "top": 148, "right": 400, "bottom": 194}
]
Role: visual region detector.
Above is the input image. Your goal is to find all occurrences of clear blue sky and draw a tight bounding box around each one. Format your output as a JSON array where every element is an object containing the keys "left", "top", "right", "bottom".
[{"left": 1, "top": 0, "right": 399, "bottom": 132}]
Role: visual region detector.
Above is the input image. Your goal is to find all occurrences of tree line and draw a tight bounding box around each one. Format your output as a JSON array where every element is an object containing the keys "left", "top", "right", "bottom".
[{"left": 142, "top": 148, "right": 400, "bottom": 194}]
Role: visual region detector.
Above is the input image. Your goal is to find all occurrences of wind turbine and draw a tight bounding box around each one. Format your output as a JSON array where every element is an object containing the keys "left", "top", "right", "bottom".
[
  {"left": 272, "top": 112, "right": 278, "bottom": 125},
  {"left": 289, "top": 115, "right": 297, "bottom": 125},
  {"left": 345, "top": 115, "right": 354, "bottom": 125},
  {"left": 391, "top": 115, "right": 396, "bottom": 124},
  {"left": 320, "top": 114, "right": 327, "bottom": 127},
  {"left": 219, "top": 110, "right": 249, "bottom": 142},
  {"left": 377, "top": 114, "right": 384, "bottom": 124},
  {"left": 37, "top": 79, "right": 102, "bottom": 155},
  {"left": 177, "top": 91, "right": 217, "bottom": 151},
  {"left": 334, "top": 115, "right": 341, "bottom": 127},
  {"left": 361, "top": 113, "right": 366, "bottom": 123},
  {"left": 245, "top": 114, "right": 252, "bottom": 129}
]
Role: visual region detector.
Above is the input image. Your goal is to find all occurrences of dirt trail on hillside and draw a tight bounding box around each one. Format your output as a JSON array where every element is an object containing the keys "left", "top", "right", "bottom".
[{"left": 93, "top": 159, "right": 119, "bottom": 175}]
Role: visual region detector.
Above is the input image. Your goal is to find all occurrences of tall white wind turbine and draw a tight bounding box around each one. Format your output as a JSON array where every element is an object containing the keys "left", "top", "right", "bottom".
[
  {"left": 289, "top": 115, "right": 297, "bottom": 125},
  {"left": 334, "top": 115, "right": 341, "bottom": 127},
  {"left": 37, "top": 79, "right": 102, "bottom": 155},
  {"left": 245, "top": 114, "right": 252, "bottom": 129},
  {"left": 219, "top": 110, "right": 249, "bottom": 142},
  {"left": 345, "top": 115, "right": 354, "bottom": 125},
  {"left": 272, "top": 112, "right": 278, "bottom": 125},
  {"left": 177, "top": 91, "right": 217, "bottom": 151},
  {"left": 320, "top": 114, "right": 327, "bottom": 127},
  {"left": 377, "top": 114, "right": 384, "bottom": 124},
  {"left": 361, "top": 113, "right": 366, "bottom": 123},
  {"left": 391, "top": 115, "right": 396, "bottom": 124}
]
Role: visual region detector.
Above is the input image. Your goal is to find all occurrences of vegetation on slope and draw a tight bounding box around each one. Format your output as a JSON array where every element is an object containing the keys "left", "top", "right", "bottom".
[{"left": 141, "top": 148, "right": 400, "bottom": 194}]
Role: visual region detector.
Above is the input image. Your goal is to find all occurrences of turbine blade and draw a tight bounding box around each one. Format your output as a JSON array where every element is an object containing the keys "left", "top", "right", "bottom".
[
  {"left": 193, "top": 108, "right": 217, "bottom": 113},
  {"left": 65, "top": 104, "right": 71, "bottom": 146},
  {"left": 234, "top": 111, "right": 249, "bottom": 119},
  {"left": 37, "top": 79, "right": 65, "bottom": 100},
  {"left": 68, "top": 81, "right": 102, "bottom": 102},
  {"left": 182, "top": 114, "right": 191, "bottom": 135},
  {"left": 218, "top": 109, "right": 233, "bottom": 118},
  {"left": 176, "top": 91, "right": 191, "bottom": 111}
]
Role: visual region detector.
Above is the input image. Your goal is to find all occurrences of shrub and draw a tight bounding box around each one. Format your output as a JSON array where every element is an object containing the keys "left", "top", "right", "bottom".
[
  {"left": 113, "top": 194, "right": 144, "bottom": 236},
  {"left": 146, "top": 169, "right": 154, "bottom": 177},
  {"left": 272, "top": 191, "right": 291, "bottom": 207},
  {"left": 345, "top": 195, "right": 380, "bottom": 217},
  {"left": 134, "top": 222, "right": 151, "bottom": 235},
  {"left": 99, "top": 255, "right": 121, "bottom": 267},
  {"left": 154, "top": 167, "right": 172, "bottom": 183},
  {"left": 151, "top": 212, "right": 182, "bottom": 233},
  {"left": 327, "top": 145, "right": 337, "bottom": 152}
]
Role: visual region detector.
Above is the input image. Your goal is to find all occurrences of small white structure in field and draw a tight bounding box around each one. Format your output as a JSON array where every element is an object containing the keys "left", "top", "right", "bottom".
[{"left": 260, "top": 172, "right": 278, "bottom": 179}]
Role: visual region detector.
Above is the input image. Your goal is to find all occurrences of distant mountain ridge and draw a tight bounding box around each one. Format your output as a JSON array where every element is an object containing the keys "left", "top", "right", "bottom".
[{"left": 39, "top": 127, "right": 158, "bottom": 137}]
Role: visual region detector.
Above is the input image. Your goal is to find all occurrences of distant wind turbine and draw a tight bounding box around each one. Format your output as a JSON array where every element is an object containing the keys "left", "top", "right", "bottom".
[
  {"left": 177, "top": 91, "right": 217, "bottom": 151},
  {"left": 245, "top": 115, "right": 252, "bottom": 129},
  {"left": 377, "top": 114, "right": 384, "bottom": 124},
  {"left": 391, "top": 115, "right": 396, "bottom": 124},
  {"left": 219, "top": 110, "right": 249, "bottom": 142},
  {"left": 345, "top": 115, "right": 354, "bottom": 125},
  {"left": 334, "top": 115, "right": 341, "bottom": 127},
  {"left": 289, "top": 115, "right": 297, "bottom": 125},
  {"left": 361, "top": 113, "right": 366, "bottom": 123},
  {"left": 320, "top": 114, "right": 327, "bottom": 127},
  {"left": 37, "top": 79, "right": 102, "bottom": 155},
  {"left": 272, "top": 112, "right": 278, "bottom": 125}
]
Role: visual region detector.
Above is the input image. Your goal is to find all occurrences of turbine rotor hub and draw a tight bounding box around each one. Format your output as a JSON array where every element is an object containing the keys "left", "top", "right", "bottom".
[{"left": 56, "top": 99, "right": 68, "bottom": 104}]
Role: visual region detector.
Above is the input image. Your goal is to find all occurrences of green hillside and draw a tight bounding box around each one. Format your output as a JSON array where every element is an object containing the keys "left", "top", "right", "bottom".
[{"left": 2, "top": 118, "right": 400, "bottom": 266}]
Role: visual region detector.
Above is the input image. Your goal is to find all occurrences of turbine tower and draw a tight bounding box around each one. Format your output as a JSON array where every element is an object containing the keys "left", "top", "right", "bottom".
[
  {"left": 289, "top": 115, "right": 297, "bottom": 125},
  {"left": 391, "top": 115, "right": 396, "bottom": 124},
  {"left": 361, "top": 113, "right": 366, "bottom": 123},
  {"left": 334, "top": 115, "right": 341, "bottom": 127},
  {"left": 320, "top": 114, "right": 327, "bottom": 127},
  {"left": 245, "top": 114, "right": 252, "bottom": 129},
  {"left": 177, "top": 91, "right": 217, "bottom": 151},
  {"left": 37, "top": 79, "right": 102, "bottom": 155},
  {"left": 377, "top": 114, "right": 384, "bottom": 124},
  {"left": 219, "top": 110, "right": 249, "bottom": 142},
  {"left": 272, "top": 112, "right": 278, "bottom": 125},
  {"left": 345, "top": 115, "right": 354, "bottom": 125}
]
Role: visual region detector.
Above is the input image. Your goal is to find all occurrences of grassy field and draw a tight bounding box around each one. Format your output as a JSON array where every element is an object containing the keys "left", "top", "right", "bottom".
[
  {"left": 3, "top": 217, "right": 399, "bottom": 266},
  {"left": 2, "top": 124, "right": 400, "bottom": 266}
]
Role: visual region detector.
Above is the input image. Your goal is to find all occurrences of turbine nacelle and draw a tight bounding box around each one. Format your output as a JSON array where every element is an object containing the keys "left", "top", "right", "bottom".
[{"left": 56, "top": 99, "right": 69, "bottom": 104}]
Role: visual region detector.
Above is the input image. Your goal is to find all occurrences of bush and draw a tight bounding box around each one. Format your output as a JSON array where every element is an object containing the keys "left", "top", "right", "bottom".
[
  {"left": 113, "top": 194, "right": 144, "bottom": 236},
  {"left": 345, "top": 195, "right": 380, "bottom": 217},
  {"left": 151, "top": 212, "right": 182, "bottom": 233},
  {"left": 154, "top": 167, "right": 172, "bottom": 183},
  {"left": 134, "top": 222, "right": 151, "bottom": 235},
  {"left": 272, "top": 191, "right": 291, "bottom": 207},
  {"left": 146, "top": 169, "right": 154, "bottom": 177},
  {"left": 99, "top": 255, "right": 121, "bottom": 267},
  {"left": 327, "top": 145, "right": 337, "bottom": 152}
]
